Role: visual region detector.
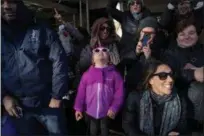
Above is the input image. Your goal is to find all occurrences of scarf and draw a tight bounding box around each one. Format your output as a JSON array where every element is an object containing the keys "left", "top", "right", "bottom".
[
  {"left": 132, "top": 12, "right": 143, "bottom": 20},
  {"left": 140, "top": 90, "right": 181, "bottom": 136},
  {"left": 150, "top": 91, "right": 173, "bottom": 105},
  {"left": 108, "top": 43, "right": 120, "bottom": 65}
]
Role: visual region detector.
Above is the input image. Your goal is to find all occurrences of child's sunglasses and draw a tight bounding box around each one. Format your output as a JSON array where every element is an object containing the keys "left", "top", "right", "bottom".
[
  {"left": 152, "top": 72, "right": 174, "bottom": 80},
  {"left": 93, "top": 48, "right": 109, "bottom": 53}
]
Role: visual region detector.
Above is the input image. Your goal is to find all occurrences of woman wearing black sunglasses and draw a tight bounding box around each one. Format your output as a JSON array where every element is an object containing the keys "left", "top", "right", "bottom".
[
  {"left": 123, "top": 60, "right": 189, "bottom": 136},
  {"left": 79, "top": 17, "right": 120, "bottom": 73}
]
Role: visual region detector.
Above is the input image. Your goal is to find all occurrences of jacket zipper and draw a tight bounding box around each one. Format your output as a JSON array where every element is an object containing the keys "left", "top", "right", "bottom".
[
  {"left": 11, "top": 41, "right": 23, "bottom": 94},
  {"left": 96, "top": 83, "right": 100, "bottom": 118}
]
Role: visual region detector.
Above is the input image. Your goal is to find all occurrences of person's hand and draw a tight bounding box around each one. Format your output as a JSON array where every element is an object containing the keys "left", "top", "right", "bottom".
[
  {"left": 136, "top": 41, "right": 143, "bottom": 55},
  {"left": 194, "top": 1, "right": 204, "bottom": 10},
  {"left": 142, "top": 45, "right": 151, "bottom": 59},
  {"left": 54, "top": 14, "right": 63, "bottom": 22},
  {"left": 167, "top": 0, "right": 178, "bottom": 10},
  {"left": 167, "top": 3, "right": 175, "bottom": 10},
  {"left": 107, "top": 109, "right": 116, "bottom": 119},
  {"left": 75, "top": 111, "right": 83, "bottom": 121},
  {"left": 194, "top": 67, "right": 204, "bottom": 82},
  {"left": 3, "top": 96, "right": 21, "bottom": 118},
  {"left": 49, "top": 98, "right": 61, "bottom": 108},
  {"left": 54, "top": 8, "right": 64, "bottom": 23},
  {"left": 184, "top": 63, "right": 196, "bottom": 70},
  {"left": 168, "top": 131, "right": 179, "bottom": 136}
]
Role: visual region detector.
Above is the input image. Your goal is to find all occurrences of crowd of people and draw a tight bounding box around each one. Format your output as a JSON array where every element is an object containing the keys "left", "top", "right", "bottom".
[{"left": 1, "top": 0, "right": 204, "bottom": 136}]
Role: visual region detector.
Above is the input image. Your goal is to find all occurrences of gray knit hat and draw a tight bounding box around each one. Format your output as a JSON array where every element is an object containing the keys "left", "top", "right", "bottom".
[{"left": 138, "top": 17, "right": 158, "bottom": 33}]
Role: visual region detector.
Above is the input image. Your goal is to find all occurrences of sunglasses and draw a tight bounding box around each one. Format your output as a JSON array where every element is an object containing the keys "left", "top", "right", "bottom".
[
  {"left": 130, "top": 1, "right": 141, "bottom": 5},
  {"left": 100, "top": 26, "right": 111, "bottom": 31},
  {"left": 93, "top": 48, "right": 109, "bottom": 53},
  {"left": 152, "top": 72, "right": 174, "bottom": 80}
]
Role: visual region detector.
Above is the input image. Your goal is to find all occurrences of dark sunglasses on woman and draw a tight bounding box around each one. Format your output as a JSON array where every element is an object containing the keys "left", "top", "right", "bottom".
[
  {"left": 130, "top": 0, "right": 141, "bottom": 5},
  {"left": 93, "top": 48, "right": 109, "bottom": 53},
  {"left": 152, "top": 72, "right": 174, "bottom": 80},
  {"left": 100, "top": 26, "right": 111, "bottom": 32}
]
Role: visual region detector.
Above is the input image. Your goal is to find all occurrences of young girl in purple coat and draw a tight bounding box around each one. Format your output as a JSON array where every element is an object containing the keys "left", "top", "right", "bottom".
[{"left": 74, "top": 45, "right": 124, "bottom": 136}]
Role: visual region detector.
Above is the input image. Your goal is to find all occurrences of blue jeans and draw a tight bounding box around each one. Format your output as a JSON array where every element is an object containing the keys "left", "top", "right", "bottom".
[{"left": 11, "top": 108, "right": 68, "bottom": 136}]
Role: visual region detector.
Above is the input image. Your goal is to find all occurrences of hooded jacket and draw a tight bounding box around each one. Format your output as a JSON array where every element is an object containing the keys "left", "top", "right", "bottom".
[
  {"left": 1, "top": 1, "right": 68, "bottom": 107},
  {"left": 74, "top": 65, "right": 124, "bottom": 119},
  {"left": 107, "top": 0, "right": 151, "bottom": 60}
]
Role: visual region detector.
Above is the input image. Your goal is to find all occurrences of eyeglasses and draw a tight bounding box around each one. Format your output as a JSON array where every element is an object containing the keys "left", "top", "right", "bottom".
[
  {"left": 130, "top": 1, "right": 141, "bottom": 5},
  {"left": 100, "top": 26, "right": 111, "bottom": 32},
  {"left": 93, "top": 48, "right": 109, "bottom": 53},
  {"left": 152, "top": 72, "right": 174, "bottom": 80}
]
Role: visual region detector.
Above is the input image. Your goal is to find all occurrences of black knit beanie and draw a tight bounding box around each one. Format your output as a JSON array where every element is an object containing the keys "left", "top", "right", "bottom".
[{"left": 138, "top": 17, "right": 158, "bottom": 33}]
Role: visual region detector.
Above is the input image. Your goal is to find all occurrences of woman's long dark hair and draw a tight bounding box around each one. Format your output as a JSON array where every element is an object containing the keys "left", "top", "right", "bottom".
[{"left": 139, "top": 59, "right": 169, "bottom": 91}]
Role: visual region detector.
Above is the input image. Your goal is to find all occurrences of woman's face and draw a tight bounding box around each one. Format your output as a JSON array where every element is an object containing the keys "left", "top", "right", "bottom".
[
  {"left": 92, "top": 47, "right": 110, "bottom": 64},
  {"left": 129, "top": 0, "right": 142, "bottom": 13},
  {"left": 99, "top": 23, "right": 111, "bottom": 40},
  {"left": 149, "top": 64, "right": 174, "bottom": 96},
  {"left": 177, "top": 25, "right": 198, "bottom": 48}
]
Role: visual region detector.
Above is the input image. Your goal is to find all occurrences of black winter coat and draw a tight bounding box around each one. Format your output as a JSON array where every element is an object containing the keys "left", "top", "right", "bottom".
[
  {"left": 122, "top": 91, "right": 188, "bottom": 136},
  {"left": 162, "top": 43, "right": 204, "bottom": 87},
  {"left": 2, "top": 17, "right": 68, "bottom": 107}
]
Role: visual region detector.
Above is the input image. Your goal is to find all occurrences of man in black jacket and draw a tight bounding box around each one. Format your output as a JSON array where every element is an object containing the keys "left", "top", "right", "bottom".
[{"left": 1, "top": 0, "right": 68, "bottom": 135}]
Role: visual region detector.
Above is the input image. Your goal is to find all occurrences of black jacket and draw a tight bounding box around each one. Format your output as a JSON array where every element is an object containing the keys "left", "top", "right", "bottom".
[
  {"left": 1, "top": 2, "right": 68, "bottom": 108},
  {"left": 122, "top": 91, "right": 188, "bottom": 136},
  {"left": 123, "top": 30, "right": 167, "bottom": 89},
  {"left": 160, "top": 7, "right": 204, "bottom": 34},
  {"left": 162, "top": 43, "right": 204, "bottom": 86},
  {"left": 107, "top": 0, "right": 151, "bottom": 60}
]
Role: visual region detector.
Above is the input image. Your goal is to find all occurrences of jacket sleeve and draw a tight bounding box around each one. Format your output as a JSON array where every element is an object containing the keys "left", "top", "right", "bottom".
[
  {"left": 79, "top": 46, "right": 92, "bottom": 72},
  {"left": 64, "top": 22, "right": 84, "bottom": 41},
  {"left": 173, "top": 97, "right": 189, "bottom": 134},
  {"left": 193, "top": 7, "right": 204, "bottom": 33},
  {"left": 123, "top": 92, "right": 144, "bottom": 136},
  {"left": 181, "top": 69, "right": 195, "bottom": 82},
  {"left": 1, "top": 83, "right": 9, "bottom": 100},
  {"left": 162, "top": 49, "right": 195, "bottom": 82},
  {"left": 107, "top": 0, "right": 123, "bottom": 23},
  {"left": 109, "top": 72, "right": 124, "bottom": 114},
  {"left": 159, "top": 8, "right": 175, "bottom": 31},
  {"left": 46, "top": 28, "right": 69, "bottom": 100},
  {"left": 74, "top": 73, "right": 87, "bottom": 112}
]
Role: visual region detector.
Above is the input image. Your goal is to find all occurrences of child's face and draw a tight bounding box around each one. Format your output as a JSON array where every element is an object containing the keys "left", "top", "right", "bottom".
[{"left": 92, "top": 47, "right": 110, "bottom": 64}]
